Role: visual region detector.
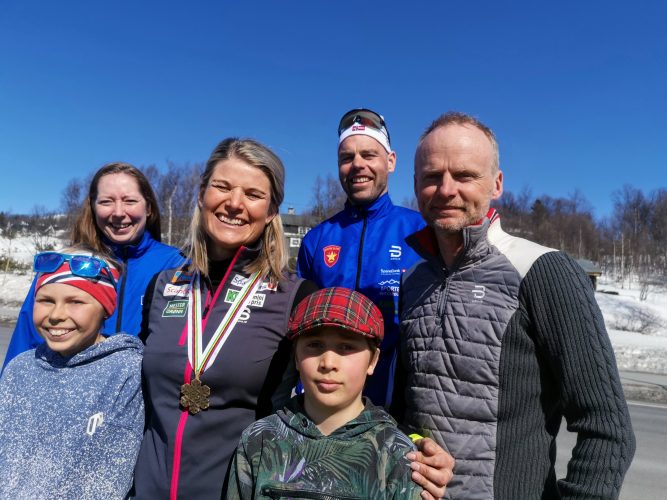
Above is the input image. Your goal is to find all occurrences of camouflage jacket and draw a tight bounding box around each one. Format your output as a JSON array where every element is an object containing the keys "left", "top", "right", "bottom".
[{"left": 226, "top": 396, "right": 421, "bottom": 499}]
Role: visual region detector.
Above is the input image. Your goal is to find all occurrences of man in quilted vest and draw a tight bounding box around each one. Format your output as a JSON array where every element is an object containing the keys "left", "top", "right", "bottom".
[{"left": 393, "top": 111, "right": 635, "bottom": 499}]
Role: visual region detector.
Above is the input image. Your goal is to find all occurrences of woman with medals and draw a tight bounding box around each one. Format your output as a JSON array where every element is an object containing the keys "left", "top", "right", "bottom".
[{"left": 133, "top": 138, "right": 317, "bottom": 499}]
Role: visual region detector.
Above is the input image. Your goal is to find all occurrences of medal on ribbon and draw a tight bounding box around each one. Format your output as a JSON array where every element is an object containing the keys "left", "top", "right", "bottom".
[{"left": 180, "top": 271, "right": 263, "bottom": 415}]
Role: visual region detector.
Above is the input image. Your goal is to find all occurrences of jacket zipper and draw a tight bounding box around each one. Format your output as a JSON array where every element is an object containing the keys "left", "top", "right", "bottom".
[
  {"left": 260, "top": 485, "right": 361, "bottom": 500},
  {"left": 169, "top": 246, "right": 245, "bottom": 500},
  {"left": 115, "top": 246, "right": 129, "bottom": 332},
  {"left": 355, "top": 209, "right": 368, "bottom": 290}
]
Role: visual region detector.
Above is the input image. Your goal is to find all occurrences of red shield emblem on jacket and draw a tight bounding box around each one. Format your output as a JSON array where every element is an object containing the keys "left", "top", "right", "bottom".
[{"left": 323, "top": 245, "right": 341, "bottom": 268}]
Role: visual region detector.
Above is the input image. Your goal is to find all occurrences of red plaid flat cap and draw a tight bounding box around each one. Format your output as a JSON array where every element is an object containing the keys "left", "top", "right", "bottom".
[{"left": 288, "top": 287, "right": 384, "bottom": 343}]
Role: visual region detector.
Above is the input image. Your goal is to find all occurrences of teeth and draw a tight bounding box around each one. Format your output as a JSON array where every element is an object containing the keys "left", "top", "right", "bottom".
[
  {"left": 112, "top": 224, "right": 131, "bottom": 229},
  {"left": 218, "top": 215, "right": 244, "bottom": 226},
  {"left": 47, "top": 329, "right": 73, "bottom": 337},
  {"left": 351, "top": 177, "right": 371, "bottom": 184}
]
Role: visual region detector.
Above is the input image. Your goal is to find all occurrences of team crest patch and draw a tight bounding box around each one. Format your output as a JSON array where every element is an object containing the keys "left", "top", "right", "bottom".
[
  {"left": 323, "top": 245, "right": 341, "bottom": 268},
  {"left": 162, "top": 300, "right": 188, "bottom": 317}
]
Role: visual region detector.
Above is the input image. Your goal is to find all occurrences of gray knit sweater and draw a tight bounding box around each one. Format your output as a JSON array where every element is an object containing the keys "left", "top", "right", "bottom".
[
  {"left": 393, "top": 214, "right": 635, "bottom": 499},
  {"left": 0, "top": 334, "right": 144, "bottom": 499}
]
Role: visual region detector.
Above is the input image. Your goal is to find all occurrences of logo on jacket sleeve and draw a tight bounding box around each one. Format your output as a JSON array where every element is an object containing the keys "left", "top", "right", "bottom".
[
  {"left": 323, "top": 245, "right": 341, "bottom": 268},
  {"left": 389, "top": 245, "right": 402, "bottom": 260}
]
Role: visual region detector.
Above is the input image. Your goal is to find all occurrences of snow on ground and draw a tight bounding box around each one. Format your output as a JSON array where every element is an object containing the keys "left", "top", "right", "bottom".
[{"left": 2, "top": 233, "right": 666, "bottom": 373}]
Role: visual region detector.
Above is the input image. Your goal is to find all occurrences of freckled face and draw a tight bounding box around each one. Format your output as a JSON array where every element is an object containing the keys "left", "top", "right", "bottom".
[
  {"left": 199, "top": 158, "right": 276, "bottom": 260},
  {"left": 338, "top": 135, "right": 396, "bottom": 205},
  {"left": 415, "top": 124, "right": 503, "bottom": 234},
  {"left": 94, "top": 173, "right": 150, "bottom": 245},
  {"left": 33, "top": 283, "right": 106, "bottom": 358}
]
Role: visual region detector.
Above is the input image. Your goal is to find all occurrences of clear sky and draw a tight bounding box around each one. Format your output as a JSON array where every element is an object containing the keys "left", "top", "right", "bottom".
[{"left": 1, "top": 0, "right": 665, "bottom": 219}]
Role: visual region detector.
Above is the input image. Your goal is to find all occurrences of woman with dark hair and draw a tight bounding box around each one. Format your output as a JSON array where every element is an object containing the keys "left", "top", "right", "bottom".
[{"left": 3, "top": 162, "right": 185, "bottom": 367}]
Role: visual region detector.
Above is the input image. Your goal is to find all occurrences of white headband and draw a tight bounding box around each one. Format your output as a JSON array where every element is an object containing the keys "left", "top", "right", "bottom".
[{"left": 338, "top": 124, "right": 392, "bottom": 153}]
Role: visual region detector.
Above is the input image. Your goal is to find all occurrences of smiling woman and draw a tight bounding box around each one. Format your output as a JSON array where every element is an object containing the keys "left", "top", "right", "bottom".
[
  {"left": 133, "top": 138, "right": 317, "bottom": 499},
  {"left": 2, "top": 162, "right": 185, "bottom": 369}
]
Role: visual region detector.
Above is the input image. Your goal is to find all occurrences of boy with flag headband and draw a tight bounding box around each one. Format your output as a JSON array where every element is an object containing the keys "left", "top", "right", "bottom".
[{"left": 0, "top": 247, "right": 144, "bottom": 499}]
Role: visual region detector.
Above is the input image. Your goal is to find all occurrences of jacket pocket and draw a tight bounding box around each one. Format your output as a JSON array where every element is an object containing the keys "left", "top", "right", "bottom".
[{"left": 260, "top": 483, "right": 362, "bottom": 500}]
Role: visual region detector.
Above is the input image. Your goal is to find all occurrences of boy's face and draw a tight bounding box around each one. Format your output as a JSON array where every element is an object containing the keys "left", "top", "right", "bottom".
[
  {"left": 295, "top": 327, "right": 380, "bottom": 421},
  {"left": 33, "top": 283, "right": 106, "bottom": 358}
]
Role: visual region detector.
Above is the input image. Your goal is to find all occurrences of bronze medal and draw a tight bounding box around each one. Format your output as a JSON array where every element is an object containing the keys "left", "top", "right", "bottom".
[{"left": 180, "top": 377, "right": 211, "bottom": 415}]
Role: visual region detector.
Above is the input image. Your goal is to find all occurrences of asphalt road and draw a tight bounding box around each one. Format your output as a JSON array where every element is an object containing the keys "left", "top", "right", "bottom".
[{"left": 1, "top": 324, "right": 665, "bottom": 498}]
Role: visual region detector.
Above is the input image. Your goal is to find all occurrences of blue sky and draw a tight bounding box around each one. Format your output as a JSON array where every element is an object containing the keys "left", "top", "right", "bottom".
[{"left": 1, "top": 1, "right": 665, "bottom": 219}]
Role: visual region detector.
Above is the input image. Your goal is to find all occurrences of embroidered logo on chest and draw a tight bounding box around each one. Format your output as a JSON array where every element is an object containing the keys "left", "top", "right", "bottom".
[
  {"left": 323, "top": 245, "right": 341, "bottom": 268},
  {"left": 86, "top": 412, "right": 104, "bottom": 436}
]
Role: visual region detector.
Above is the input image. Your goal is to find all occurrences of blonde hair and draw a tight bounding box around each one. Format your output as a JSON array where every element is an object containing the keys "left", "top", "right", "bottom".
[{"left": 186, "top": 138, "right": 287, "bottom": 282}]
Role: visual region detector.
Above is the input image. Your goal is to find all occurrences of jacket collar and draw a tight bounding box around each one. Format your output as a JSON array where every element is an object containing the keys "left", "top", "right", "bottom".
[
  {"left": 408, "top": 208, "right": 501, "bottom": 269},
  {"left": 105, "top": 231, "right": 157, "bottom": 260},
  {"left": 278, "top": 395, "right": 395, "bottom": 439},
  {"left": 343, "top": 192, "right": 394, "bottom": 221}
]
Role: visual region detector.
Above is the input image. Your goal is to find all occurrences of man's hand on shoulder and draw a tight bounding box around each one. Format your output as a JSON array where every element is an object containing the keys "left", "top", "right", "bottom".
[{"left": 407, "top": 437, "right": 454, "bottom": 499}]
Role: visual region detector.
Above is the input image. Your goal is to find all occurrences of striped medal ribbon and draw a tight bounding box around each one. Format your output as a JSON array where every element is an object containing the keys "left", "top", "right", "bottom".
[{"left": 180, "top": 270, "right": 263, "bottom": 414}]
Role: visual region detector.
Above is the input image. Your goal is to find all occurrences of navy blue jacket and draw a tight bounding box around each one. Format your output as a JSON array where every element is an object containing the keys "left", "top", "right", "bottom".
[
  {"left": 297, "top": 193, "right": 424, "bottom": 405},
  {"left": 3, "top": 231, "right": 184, "bottom": 369}
]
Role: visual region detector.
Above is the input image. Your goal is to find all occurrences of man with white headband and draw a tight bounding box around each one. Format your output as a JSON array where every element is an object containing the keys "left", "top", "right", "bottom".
[{"left": 297, "top": 108, "right": 425, "bottom": 406}]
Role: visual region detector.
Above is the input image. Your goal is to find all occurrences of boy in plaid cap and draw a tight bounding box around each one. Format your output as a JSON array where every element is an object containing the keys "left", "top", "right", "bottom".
[{"left": 226, "top": 287, "right": 422, "bottom": 499}]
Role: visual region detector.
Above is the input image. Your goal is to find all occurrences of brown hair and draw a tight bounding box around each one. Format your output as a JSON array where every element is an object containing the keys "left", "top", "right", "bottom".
[
  {"left": 71, "top": 162, "right": 162, "bottom": 254},
  {"left": 186, "top": 138, "right": 286, "bottom": 282},
  {"left": 418, "top": 111, "right": 500, "bottom": 171}
]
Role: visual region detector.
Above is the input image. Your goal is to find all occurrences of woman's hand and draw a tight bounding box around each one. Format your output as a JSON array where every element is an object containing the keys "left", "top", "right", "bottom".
[{"left": 407, "top": 437, "right": 454, "bottom": 499}]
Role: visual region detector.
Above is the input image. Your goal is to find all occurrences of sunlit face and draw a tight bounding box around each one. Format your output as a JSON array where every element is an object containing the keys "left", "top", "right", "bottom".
[
  {"left": 295, "top": 327, "right": 379, "bottom": 424},
  {"left": 338, "top": 135, "right": 396, "bottom": 205},
  {"left": 33, "top": 283, "right": 106, "bottom": 358},
  {"left": 199, "top": 158, "right": 276, "bottom": 260},
  {"left": 94, "top": 173, "right": 150, "bottom": 245},
  {"left": 415, "top": 124, "right": 503, "bottom": 234}
]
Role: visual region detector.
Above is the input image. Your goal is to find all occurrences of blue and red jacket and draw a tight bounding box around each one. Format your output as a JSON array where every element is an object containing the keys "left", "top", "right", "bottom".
[
  {"left": 3, "top": 231, "right": 184, "bottom": 369},
  {"left": 297, "top": 193, "right": 425, "bottom": 406}
]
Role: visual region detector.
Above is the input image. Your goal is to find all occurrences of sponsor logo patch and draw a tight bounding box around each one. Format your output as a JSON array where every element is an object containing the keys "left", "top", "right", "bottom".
[
  {"left": 224, "top": 290, "right": 266, "bottom": 308},
  {"left": 162, "top": 300, "right": 188, "bottom": 317},
  {"left": 323, "top": 245, "right": 341, "bottom": 268},
  {"left": 163, "top": 283, "right": 190, "bottom": 298},
  {"left": 389, "top": 245, "right": 402, "bottom": 260},
  {"left": 259, "top": 281, "right": 278, "bottom": 292},
  {"left": 378, "top": 278, "right": 400, "bottom": 297},
  {"left": 171, "top": 270, "right": 193, "bottom": 284},
  {"left": 231, "top": 274, "right": 249, "bottom": 288},
  {"left": 380, "top": 268, "right": 401, "bottom": 276}
]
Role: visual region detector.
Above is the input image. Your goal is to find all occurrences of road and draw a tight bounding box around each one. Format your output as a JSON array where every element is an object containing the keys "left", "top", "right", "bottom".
[{"left": 0, "top": 324, "right": 666, "bottom": 497}]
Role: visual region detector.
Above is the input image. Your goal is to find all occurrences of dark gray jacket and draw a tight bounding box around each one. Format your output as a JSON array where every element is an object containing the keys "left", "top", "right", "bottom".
[{"left": 393, "top": 211, "right": 635, "bottom": 499}]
